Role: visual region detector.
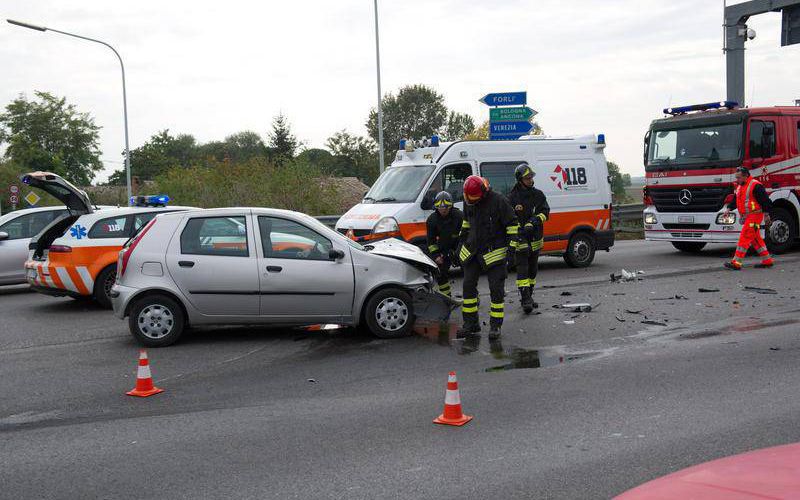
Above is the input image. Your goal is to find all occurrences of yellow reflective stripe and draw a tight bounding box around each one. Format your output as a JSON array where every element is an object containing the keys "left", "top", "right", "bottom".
[
  {"left": 530, "top": 239, "right": 543, "bottom": 251},
  {"left": 506, "top": 224, "right": 519, "bottom": 235},
  {"left": 459, "top": 246, "right": 471, "bottom": 261},
  {"left": 462, "top": 297, "right": 478, "bottom": 305},
  {"left": 524, "top": 223, "right": 534, "bottom": 229},
  {"left": 490, "top": 311, "right": 504, "bottom": 318},
  {"left": 483, "top": 248, "right": 507, "bottom": 264},
  {"left": 537, "top": 213, "right": 547, "bottom": 222},
  {"left": 438, "top": 283, "right": 451, "bottom": 290},
  {"left": 462, "top": 305, "right": 478, "bottom": 313},
  {"left": 428, "top": 244, "right": 439, "bottom": 253},
  {"left": 530, "top": 278, "right": 536, "bottom": 286},
  {"left": 509, "top": 240, "right": 519, "bottom": 248},
  {"left": 516, "top": 279, "right": 530, "bottom": 287},
  {"left": 489, "top": 303, "right": 504, "bottom": 318},
  {"left": 461, "top": 220, "right": 470, "bottom": 229},
  {"left": 490, "top": 302, "right": 503, "bottom": 308}
]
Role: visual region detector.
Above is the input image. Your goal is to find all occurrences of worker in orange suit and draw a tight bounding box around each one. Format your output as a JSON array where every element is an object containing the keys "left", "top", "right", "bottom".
[{"left": 723, "top": 166, "right": 774, "bottom": 270}]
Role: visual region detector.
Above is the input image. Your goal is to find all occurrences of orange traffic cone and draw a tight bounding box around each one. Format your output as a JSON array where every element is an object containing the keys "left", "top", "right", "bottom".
[
  {"left": 126, "top": 350, "right": 164, "bottom": 397},
  {"left": 433, "top": 371, "right": 473, "bottom": 426}
]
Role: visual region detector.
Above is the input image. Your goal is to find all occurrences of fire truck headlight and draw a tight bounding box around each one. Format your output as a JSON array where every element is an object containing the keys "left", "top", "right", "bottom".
[
  {"left": 716, "top": 212, "right": 737, "bottom": 225},
  {"left": 644, "top": 213, "right": 657, "bottom": 225}
]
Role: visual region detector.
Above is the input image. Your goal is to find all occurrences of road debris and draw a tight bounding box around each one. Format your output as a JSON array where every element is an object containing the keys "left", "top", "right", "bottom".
[
  {"left": 651, "top": 294, "right": 688, "bottom": 301},
  {"left": 307, "top": 378, "right": 317, "bottom": 383},
  {"left": 698, "top": 288, "right": 719, "bottom": 293},
  {"left": 769, "top": 347, "right": 781, "bottom": 351},
  {"left": 560, "top": 291, "right": 573, "bottom": 296},
  {"left": 625, "top": 309, "right": 643, "bottom": 315},
  {"left": 560, "top": 303, "right": 593, "bottom": 312},
  {"left": 610, "top": 269, "right": 644, "bottom": 282},
  {"left": 744, "top": 286, "right": 778, "bottom": 295},
  {"left": 615, "top": 315, "right": 626, "bottom": 322},
  {"left": 641, "top": 320, "right": 667, "bottom": 326},
  {"left": 563, "top": 320, "right": 575, "bottom": 325}
]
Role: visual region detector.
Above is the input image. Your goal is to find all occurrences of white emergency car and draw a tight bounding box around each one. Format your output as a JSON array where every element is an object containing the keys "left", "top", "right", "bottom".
[{"left": 335, "top": 135, "right": 615, "bottom": 267}]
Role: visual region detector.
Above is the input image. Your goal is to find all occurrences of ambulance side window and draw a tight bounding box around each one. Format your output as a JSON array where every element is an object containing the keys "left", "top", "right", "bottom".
[
  {"left": 88, "top": 216, "right": 130, "bottom": 239},
  {"left": 423, "top": 164, "right": 472, "bottom": 204},
  {"left": 480, "top": 161, "right": 526, "bottom": 196}
]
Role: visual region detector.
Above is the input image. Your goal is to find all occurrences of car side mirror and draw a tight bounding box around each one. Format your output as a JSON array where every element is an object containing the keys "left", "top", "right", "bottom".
[
  {"left": 420, "top": 191, "right": 435, "bottom": 211},
  {"left": 0, "top": 231, "right": 8, "bottom": 241},
  {"left": 329, "top": 248, "right": 345, "bottom": 260}
]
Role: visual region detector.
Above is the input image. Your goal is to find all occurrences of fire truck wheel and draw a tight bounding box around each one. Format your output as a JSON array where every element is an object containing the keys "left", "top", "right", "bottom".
[
  {"left": 564, "top": 232, "right": 596, "bottom": 268},
  {"left": 766, "top": 207, "right": 796, "bottom": 254},
  {"left": 93, "top": 265, "right": 117, "bottom": 309},
  {"left": 671, "top": 242, "right": 707, "bottom": 253}
]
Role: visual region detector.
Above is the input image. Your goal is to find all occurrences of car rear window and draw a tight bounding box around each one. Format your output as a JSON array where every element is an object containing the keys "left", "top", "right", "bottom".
[
  {"left": 89, "top": 216, "right": 130, "bottom": 239},
  {"left": 180, "top": 216, "right": 249, "bottom": 257}
]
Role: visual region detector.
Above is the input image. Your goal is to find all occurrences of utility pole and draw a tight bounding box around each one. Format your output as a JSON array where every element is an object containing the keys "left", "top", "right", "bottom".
[{"left": 373, "top": 0, "right": 385, "bottom": 174}]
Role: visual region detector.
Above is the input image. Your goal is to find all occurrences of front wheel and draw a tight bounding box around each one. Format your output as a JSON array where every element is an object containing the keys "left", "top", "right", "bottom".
[
  {"left": 564, "top": 232, "right": 596, "bottom": 268},
  {"left": 128, "top": 294, "right": 186, "bottom": 347},
  {"left": 363, "top": 288, "right": 413, "bottom": 339},
  {"left": 766, "top": 207, "right": 796, "bottom": 254},
  {"left": 671, "top": 242, "right": 707, "bottom": 253}
]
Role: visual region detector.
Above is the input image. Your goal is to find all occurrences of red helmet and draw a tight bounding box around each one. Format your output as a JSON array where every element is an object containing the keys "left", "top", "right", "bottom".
[{"left": 463, "top": 175, "right": 488, "bottom": 205}]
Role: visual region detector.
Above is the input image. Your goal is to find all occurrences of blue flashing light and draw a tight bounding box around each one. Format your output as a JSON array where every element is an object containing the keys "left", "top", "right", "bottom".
[
  {"left": 399, "top": 139, "right": 407, "bottom": 150},
  {"left": 431, "top": 135, "right": 440, "bottom": 147},
  {"left": 663, "top": 101, "right": 739, "bottom": 115},
  {"left": 130, "top": 194, "right": 170, "bottom": 207},
  {"left": 597, "top": 133, "right": 605, "bottom": 145},
  {"left": 22, "top": 175, "right": 31, "bottom": 184}
]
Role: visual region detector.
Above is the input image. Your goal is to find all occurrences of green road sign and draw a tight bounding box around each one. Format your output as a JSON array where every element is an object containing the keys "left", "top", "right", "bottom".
[{"left": 489, "top": 107, "right": 537, "bottom": 122}]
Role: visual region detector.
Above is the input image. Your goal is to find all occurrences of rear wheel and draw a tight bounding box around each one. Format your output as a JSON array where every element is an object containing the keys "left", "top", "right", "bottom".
[
  {"left": 363, "top": 288, "right": 413, "bottom": 339},
  {"left": 128, "top": 294, "right": 186, "bottom": 347},
  {"left": 564, "top": 232, "right": 596, "bottom": 268},
  {"left": 671, "top": 242, "right": 707, "bottom": 253},
  {"left": 93, "top": 265, "right": 117, "bottom": 309},
  {"left": 766, "top": 207, "right": 796, "bottom": 254}
]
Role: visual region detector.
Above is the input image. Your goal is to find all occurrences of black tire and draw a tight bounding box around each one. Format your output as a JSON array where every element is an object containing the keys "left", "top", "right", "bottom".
[
  {"left": 766, "top": 207, "right": 796, "bottom": 254},
  {"left": 671, "top": 242, "right": 707, "bottom": 253},
  {"left": 93, "top": 265, "right": 117, "bottom": 309},
  {"left": 363, "top": 288, "right": 414, "bottom": 339},
  {"left": 563, "top": 232, "right": 596, "bottom": 268},
  {"left": 128, "top": 294, "right": 186, "bottom": 347}
]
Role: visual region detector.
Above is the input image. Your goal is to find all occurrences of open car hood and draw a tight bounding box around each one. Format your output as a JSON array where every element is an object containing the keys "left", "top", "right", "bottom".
[
  {"left": 21, "top": 171, "right": 93, "bottom": 214},
  {"left": 366, "top": 238, "right": 437, "bottom": 271}
]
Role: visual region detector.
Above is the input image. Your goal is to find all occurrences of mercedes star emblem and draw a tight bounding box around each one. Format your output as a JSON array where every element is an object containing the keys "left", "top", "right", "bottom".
[{"left": 678, "top": 189, "right": 692, "bottom": 205}]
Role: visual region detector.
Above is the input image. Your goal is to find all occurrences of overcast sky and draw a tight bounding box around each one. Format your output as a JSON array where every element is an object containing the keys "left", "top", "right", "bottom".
[{"left": 1, "top": 0, "right": 799, "bottom": 183}]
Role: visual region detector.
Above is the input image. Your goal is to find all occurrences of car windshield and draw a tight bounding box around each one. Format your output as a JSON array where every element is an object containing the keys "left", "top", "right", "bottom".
[
  {"left": 364, "top": 165, "right": 435, "bottom": 203},
  {"left": 647, "top": 122, "right": 743, "bottom": 170}
]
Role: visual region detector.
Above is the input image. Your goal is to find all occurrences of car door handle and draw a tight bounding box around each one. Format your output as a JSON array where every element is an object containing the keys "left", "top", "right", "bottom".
[
  {"left": 179, "top": 260, "right": 195, "bottom": 268},
  {"left": 266, "top": 265, "right": 282, "bottom": 273}
]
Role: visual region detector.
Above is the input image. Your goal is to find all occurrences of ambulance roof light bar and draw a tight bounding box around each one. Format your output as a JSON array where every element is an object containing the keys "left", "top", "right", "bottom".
[
  {"left": 130, "top": 194, "right": 170, "bottom": 207},
  {"left": 664, "top": 101, "right": 739, "bottom": 115}
]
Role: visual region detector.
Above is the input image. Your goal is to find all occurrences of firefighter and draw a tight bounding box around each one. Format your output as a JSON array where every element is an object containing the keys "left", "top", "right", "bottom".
[
  {"left": 723, "top": 166, "right": 774, "bottom": 270},
  {"left": 457, "top": 175, "right": 520, "bottom": 338},
  {"left": 426, "top": 191, "right": 463, "bottom": 297},
  {"left": 507, "top": 163, "right": 550, "bottom": 313}
]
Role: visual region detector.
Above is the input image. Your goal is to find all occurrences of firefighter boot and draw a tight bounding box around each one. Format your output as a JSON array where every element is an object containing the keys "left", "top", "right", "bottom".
[
  {"left": 724, "top": 261, "right": 742, "bottom": 270},
  {"left": 519, "top": 287, "right": 533, "bottom": 314},
  {"left": 456, "top": 321, "right": 481, "bottom": 339},
  {"left": 488, "top": 324, "right": 501, "bottom": 340}
]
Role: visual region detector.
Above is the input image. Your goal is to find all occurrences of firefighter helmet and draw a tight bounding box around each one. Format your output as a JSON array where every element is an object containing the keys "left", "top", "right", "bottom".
[
  {"left": 463, "top": 175, "right": 488, "bottom": 205},
  {"left": 514, "top": 163, "right": 535, "bottom": 182},
  {"left": 434, "top": 191, "right": 453, "bottom": 208}
]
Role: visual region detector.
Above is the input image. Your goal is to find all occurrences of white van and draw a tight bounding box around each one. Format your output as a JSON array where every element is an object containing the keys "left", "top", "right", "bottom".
[{"left": 335, "top": 135, "right": 614, "bottom": 267}]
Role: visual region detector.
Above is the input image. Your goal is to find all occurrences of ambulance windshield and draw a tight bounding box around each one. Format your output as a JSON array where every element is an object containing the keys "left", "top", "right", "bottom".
[
  {"left": 363, "top": 165, "right": 435, "bottom": 203},
  {"left": 647, "top": 122, "right": 743, "bottom": 170}
]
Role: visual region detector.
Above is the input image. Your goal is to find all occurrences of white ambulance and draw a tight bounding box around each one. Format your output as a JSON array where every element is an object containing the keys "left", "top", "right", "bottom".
[{"left": 335, "top": 135, "right": 615, "bottom": 267}]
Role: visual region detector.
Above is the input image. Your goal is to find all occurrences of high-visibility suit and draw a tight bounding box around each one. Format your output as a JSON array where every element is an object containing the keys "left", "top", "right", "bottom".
[
  {"left": 426, "top": 207, "right": 463, "bottom": 298},
  {"left": 457, "top": 189, "right": 519, "bottom": 332},
  {"left": 726, "top": 176, "right": 774, "bottom": 268},
  {"left": 507, "top": 182, "right": 550, "bottom": 302}
]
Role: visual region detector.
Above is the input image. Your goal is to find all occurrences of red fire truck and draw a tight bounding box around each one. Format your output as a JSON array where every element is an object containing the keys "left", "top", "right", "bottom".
[{"left": 643, "top": 101, "right": 800, "bottom": 253}]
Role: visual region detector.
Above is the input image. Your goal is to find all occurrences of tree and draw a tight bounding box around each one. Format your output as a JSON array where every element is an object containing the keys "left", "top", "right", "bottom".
[
  {"left": 366, "top": 84, "right": 448, "bottom": 164},
  {"left": 607, "top": 160, "right": 629, "bottom": 203},
  {"left": 268, "top": 113, "right": 298, "bottom": 163},
  {"left": 0, "top": 91, "right": 102, "bottom": 185},
  {"left": 325, "top": 130, "right": 379, "bottom": 184},
  {"left": 107, "top": 130, "right": 199, "bottom": 185},
  {"left": 441, "top": 111, "right": 475, "bottom": 141}
]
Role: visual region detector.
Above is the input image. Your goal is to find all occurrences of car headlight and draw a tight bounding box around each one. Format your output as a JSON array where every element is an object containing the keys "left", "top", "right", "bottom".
[
  {"left": 644, "top": 213, "right": 657, "bottom": 224},
  {"left": 373, "top": 217, "right": 399, "bottom": 234},
  {"left": 716, "top": 212, "right": 737, "bottom": 225}
]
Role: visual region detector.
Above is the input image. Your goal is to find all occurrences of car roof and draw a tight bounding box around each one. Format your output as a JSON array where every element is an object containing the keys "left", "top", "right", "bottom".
[
  {"left": 75, "top": 206, "right": 196, "bottom": 219},
  {"left": 161, "top": 207, "right": 311, "bottom": 219}
]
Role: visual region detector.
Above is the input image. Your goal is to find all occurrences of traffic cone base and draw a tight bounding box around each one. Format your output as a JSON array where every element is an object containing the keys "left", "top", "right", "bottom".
[
  {"left": 127, "top": 350, "right": 164, "bottom": 398},
  {"left": 433, "top": 371, "right": 473, "bottom": 427}
]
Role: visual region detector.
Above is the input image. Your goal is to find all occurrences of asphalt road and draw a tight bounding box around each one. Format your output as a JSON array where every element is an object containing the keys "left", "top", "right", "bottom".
[{"left": 3, "top": 240, "right": 800, "bottom": 499}]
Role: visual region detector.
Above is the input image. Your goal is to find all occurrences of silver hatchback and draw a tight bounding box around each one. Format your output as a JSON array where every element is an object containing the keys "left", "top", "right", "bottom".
[{"left": 111, "top": 207, "right": 440, "bottom": 346}]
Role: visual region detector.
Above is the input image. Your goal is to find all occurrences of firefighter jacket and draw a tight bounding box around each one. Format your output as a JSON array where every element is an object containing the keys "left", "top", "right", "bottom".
[
  {"left": 507, "top": 183, "right": 550, "bottom": 253},
  {"left": 458, "top": 190, "right": 519, "bottom": 269},
  {"left": 426, "top": 207, "right": 464, "bottom": 259},
  {"left": 726, "top": 177, "right": 772, "bottom": 225}
]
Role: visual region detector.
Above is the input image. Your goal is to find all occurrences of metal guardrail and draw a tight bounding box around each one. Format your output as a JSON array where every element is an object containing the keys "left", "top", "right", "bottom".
[{"left": 316, "top": 204, "right": 646, "bottom": 229}]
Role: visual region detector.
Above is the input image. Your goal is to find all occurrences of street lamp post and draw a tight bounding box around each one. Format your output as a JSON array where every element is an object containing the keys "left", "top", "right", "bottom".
[
  {"left": 7, "top": 19, "right": 133, "bottom": 201},
  {"left": 372, "top": 0, "right": 385, "bottom": 174}
]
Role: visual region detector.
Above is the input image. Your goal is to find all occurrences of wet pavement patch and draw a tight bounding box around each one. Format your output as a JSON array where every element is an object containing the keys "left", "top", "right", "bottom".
[
  {"left": 483, "top": 345, "right": 601, "bottom": 372},
  {"left": 678, "top": 317, "right": 800, "bottom": 340}
]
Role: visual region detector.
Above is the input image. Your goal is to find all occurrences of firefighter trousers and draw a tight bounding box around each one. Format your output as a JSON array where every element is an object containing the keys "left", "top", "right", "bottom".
[
  {"left": 732, "top": 222, "right": 773, "bottom": 267},
  {"left": 461, "top": 259, "right": 506, "bottom": 329},
  {"left": 435, "top": 255, "right": 453, "bottom": 297},
  {"left": 515, "top": 249, "right": 540, "bottom": 290}
]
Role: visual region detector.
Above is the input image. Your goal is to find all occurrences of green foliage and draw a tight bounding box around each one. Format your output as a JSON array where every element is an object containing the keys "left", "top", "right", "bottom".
[
  {"left": 153, "top": 157, "right": 338, "bottom": 215},
  {"left": 607, "top": 160, "right": 631, "bottom": 203},
  {"left": 0, "top": 159, "right": 61, "bottom": 213},
  {"left": 0, "top": 91, "right": 102, "bottom": 185},
  {"left": 268, "top": 114, "right": 298, "bottom": 164},
  {"left": 324, "top": 130, "right": 378, "bottom": 184},
  {"left": 441, "top": 112, "right": 475, "bottom": 141}
]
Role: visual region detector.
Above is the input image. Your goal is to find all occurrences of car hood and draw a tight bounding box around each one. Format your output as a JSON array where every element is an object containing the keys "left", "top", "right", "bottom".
[{"left": 365, "top": 238, "right": 437, "bottom": 271}]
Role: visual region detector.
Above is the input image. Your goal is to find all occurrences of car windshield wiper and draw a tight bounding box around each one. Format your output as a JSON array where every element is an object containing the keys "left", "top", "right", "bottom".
[{"left": 376, "top": 197, "right": 397, "bottom": 202}]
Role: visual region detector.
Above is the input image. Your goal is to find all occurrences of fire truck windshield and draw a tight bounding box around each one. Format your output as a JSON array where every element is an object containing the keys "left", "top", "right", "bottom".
[{"left": 647, "top": 122, "right": 742, "bottom": 170}]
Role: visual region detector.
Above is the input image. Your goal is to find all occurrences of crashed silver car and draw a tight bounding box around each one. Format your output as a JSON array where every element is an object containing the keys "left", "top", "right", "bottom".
[{"left": 111, "top": 207, "right": 446, "bottom": 346}]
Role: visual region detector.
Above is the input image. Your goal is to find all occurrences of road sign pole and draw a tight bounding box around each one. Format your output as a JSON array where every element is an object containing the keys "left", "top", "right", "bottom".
[{"left": 373, "top": 0, "right": 385, "bottom": 174}]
